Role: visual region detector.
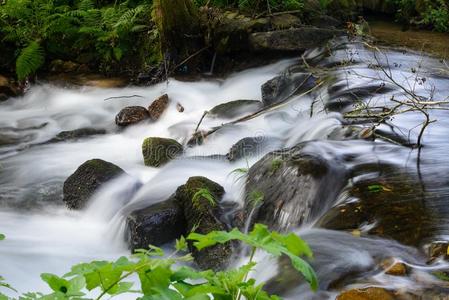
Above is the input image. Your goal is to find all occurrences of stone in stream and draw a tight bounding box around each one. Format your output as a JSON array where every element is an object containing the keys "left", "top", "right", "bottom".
[
  {"left": 126, "top": 198, "right": 186, "bottom": 251},
  {"left": 226, "top": 136, "right": 282, "bottom": 161},
  {"left": 142, "top": 137, "right": 183, "bottom": 167},
  {"left": 47, "top": 127, "right": 106, "bottom": 143},
  {"left": 336, "top": 287, "right": 396, "bottom": 300},
  {"left": 244, "top": 142, "right": 346, "bottom": 231},
  {"left": 148, "top": 94, "right": 169, "bottom": 121},
  {"left": 175, "top": 176, "right": 232, "bottom": 270},
  {"left": 249, "top": 27, "right": 344, "bottom": 53},
  {"left": 63, "top": 159, "right": 127, "bottom": 209},
  {"left": 126, "top": 176, "right": 232, "bottom": 270},
  {"left": 261, "top": 72, "right": 317, "bottom": 106},
  {"left": 115, "top": 106, "right": 150, "bottom": 126},
  {"left": 380, "top": 258, "right": 407, "bottom": 276},
  {"left": 0, "top": 74, "right": 20, "bottom": 101},
  {"left": 208, "top": 100, "right": 262, "bottom": 119}
]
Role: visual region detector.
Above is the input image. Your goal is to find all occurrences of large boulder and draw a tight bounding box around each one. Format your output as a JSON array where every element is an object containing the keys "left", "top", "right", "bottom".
[
  {"left": 126, "top": 198, "right": 186, "bottom": 251},
  {"left": 261, "top": 72, "right": 317, "bottom": 106},
  {"left": 142, "top": 137, "right": 183, "bottom": 167},
  {"left": 63, "top": 159, "right": 126, "bottom": 209},
  {"left": 47, "top": 128, "right": 106, "bottom": 143},
  {"left": 175, "top": 176, "right": 232, "bottom": 270},
  {"left": 249, "top": 27, "right": 344, "bottom": 53},
  {"left": 244, "top": 142, "right": 347, "bottom": 231},
  {"left": 115, "top": 106, "right": 150, "bottom": 127},
  {"left": 148, "top": 94, "right": 169, "bottom": 121},
  {"left": 208, "top": 100, "right": 262, "bottom": 119}
]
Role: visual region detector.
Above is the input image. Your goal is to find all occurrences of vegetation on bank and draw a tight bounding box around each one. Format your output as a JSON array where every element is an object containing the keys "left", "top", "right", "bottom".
[{"left": 0, "top": 226, "right": 317, "bottom": 299}]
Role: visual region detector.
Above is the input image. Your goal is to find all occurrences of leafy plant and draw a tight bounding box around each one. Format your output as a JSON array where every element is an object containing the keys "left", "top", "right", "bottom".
[
  {"left": 270, "top": 158, "right": 282, "bottom": 174},
  {"left": 193, "top": 0, "right": 304, "bottom": 12},
  {"left": 249, "top": 190, "right": 264, "bottom": 207},
  {"left": 192, "top": 188, "right": 217, "bottom": 208},
  {"left": 15, "top": 42, "right": 45, "bottom": 81},
  {"left": 0, "top": 226, "right": 317, "bottom": 299}
]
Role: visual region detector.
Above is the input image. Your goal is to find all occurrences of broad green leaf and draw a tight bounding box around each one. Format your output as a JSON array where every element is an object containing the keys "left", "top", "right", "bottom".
[
  {"left": 139, "top": 266, "right": 172, "bottom": 295},
  {"left": 175, "top": 236, "right": 188, "bottom": 252},
  {"left": 0, "top": 234, "right": 5, "bottom": 240},
  {"left": 40, "top": 273, "right": 70, "bottom": 294}
]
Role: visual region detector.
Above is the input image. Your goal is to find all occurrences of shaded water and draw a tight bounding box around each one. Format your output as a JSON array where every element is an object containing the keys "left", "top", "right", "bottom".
[{"left": 1, "top": 38, "right": 449, "bottom": 298}]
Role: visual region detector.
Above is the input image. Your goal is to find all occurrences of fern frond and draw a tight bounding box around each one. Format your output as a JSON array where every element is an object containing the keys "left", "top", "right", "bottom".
[
  {"left": 78, "top": 0, "right": 95, "bottom": 11},
  {"left": 16, "top": 41, "right": 45, "bottom": 81}
]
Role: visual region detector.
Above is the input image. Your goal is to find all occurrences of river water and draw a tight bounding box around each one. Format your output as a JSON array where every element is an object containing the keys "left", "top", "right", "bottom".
[{"left": 1, "top": 39, "right": 449, "bottom": 298}]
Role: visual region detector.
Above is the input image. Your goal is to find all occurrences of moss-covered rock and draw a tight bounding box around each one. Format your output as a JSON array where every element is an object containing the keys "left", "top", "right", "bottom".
[
  {"left": 126, "top": 198, "right": 186, "bottom": 251},
  {"left": 175, "top": 176, "right": 232, "bottom": 270},
  {"left": 142, "top": 137, "right": 183, "bottom": 167},
  {"left": 63, "top": 159, "right": 126, "bottom": 209},
  {"left": 115, "top": 106, "right": 150, "bottom": 127},
  {"left": 208, "top": 99, "right": 262, "bottom": 119}
]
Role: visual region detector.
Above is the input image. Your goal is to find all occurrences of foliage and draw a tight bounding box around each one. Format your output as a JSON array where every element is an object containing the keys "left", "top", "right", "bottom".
[
  {"left": 16, "top": 42, "right": 45, "bottom": 81},
  {"left": 193, "top": 0, "right": 304, "bottom": 12},
  {"left": 0, "top": 0, "right": 153, "bottom": 79},
  {"left": 0, "top": 226, "right": 317, "bottom": 299},
  {"left": 387, "top": 0, "right": 449, "bottom": 32},
  {"left": 192, "top": 188, "right": 217, "bottom": 208}
]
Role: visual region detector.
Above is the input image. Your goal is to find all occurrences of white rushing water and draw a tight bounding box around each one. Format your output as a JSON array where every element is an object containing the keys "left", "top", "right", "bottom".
[
  {"left": 1, "top": 44, "right": 449, "bottom": 298},
  {"left": 0, "top": 59, "right": 341, "bottom": 296}
]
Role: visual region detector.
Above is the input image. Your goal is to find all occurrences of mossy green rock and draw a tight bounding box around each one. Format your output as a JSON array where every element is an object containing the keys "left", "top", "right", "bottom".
[
  {"left": 175, "top": 176, "right": 232, "bottom": 270},
  {"left": 142, "top": 137, "right": 183, "bottom": 167},
  {"left": 63, "top": 159, "right": 125, "bottom": 209}
]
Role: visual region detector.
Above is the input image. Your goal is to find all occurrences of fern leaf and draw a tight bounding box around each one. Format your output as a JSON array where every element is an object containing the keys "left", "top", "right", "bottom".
[{"left": 16, "top": 41, "right": 45, "bottom": 81}]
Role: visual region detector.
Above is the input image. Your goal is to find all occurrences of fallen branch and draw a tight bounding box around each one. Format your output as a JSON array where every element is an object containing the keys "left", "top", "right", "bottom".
[{"left": 104, "top": 95, "right": 144, "bottom": 101}]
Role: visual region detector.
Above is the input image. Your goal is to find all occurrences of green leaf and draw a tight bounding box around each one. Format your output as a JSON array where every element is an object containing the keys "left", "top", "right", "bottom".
[
  {"left": 0, "top": 234, "right": 5, "bottom": 241},
  {"left": 113, "top": 47, "right": 123, "bottom": 61},
  {"left": 139, "top": 266, "right": 172, "bottom": 295},
  {"left": 192, "top": 188, "right": 216, "bottom": 208},
  {"left": 40, "top": 273, "right": 70, "bottom": 294},
  {"left": 16, "top": 41, "right": 45, "bottom": 81},
  {"left": 175, "top": 236, "right": 188, "bottom": 252}
]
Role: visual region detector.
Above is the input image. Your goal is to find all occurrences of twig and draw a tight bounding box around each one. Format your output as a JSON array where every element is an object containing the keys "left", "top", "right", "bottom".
[
  {"left": 195, "top": 111, "right": 209, "bottom": 133},
  {"left": 104, "top": 95, "right": 144, "bottom": 101}
]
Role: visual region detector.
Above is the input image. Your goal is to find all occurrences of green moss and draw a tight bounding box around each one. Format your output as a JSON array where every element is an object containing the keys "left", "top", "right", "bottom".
[{"left": 142, "top": 137, "right": 183, "bottom": 167}]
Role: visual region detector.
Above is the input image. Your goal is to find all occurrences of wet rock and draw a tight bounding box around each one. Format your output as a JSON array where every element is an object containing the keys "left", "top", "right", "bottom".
[
  {"left": 249, "top": 27, "right": 344, "bottom": 53},
  {"left": 310, "top": 14, "right": 342, "bottom": 28},
  {"left": 244, "top": 142, "right": 346, "bottom": 231},
  {"left": 176, "top": 102, "right": 185, "bottom": 112},
  {"left": 49, "top": 60, "right": 80, "bottom": 73},
  {"left": 175, "top": 176, "right": 232, "bottom": 270},
  {"left": 0, "top": 74, "right": 19, "bottom": 101},
  {"left": 148, "top": 94, "right": 169, "bottom": 121},
  {"left": 336, "top": 287, "right": 395, "bottom": 300},
  {"left": 428, "top": 241, "right": 449, "bottom": 262},
  {"left": 270, "top": 14, "right": 301, "bottom": 30},
  {"left": 63, "top": 159, "right": 126, "bottom": 209},
  {"left": 226, "top": 136, "right": 281, "bottom": 161},
  {"left": 261, "top": 72, "right": 317, "bottom": 106},
  {"left": 48, "top": 128, "right": 106, "bottom": 143},
  {"left": 115, "top": 106, "right": 150, "bottom": 127},
  {"left": 126, "top": 198, "right": 186, "bottom": 250},
  {"left": 381, "top": 258, "right": 407, "bottom": 276},
  {"left": 142, "top": 137, "right": 183, "bottom": 167},
  {"left": 208, "top": 100, "right": 262, "bottom": 119},
  {"left": 317, "top": 165, "right": 431, "bottom": 246}
]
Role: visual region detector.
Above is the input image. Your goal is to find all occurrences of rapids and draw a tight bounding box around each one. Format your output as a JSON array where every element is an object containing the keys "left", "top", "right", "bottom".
[{"left": 1, "top": 38, "right": 449, "bottom": 298}]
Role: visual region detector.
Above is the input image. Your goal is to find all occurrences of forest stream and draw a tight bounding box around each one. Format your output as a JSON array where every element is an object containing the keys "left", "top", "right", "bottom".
[{"left": 1, "top": 36, "right": 449, "bottom": 299}]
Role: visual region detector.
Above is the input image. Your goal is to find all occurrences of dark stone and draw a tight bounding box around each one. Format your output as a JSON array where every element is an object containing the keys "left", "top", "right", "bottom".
[
  {"left": 309, "top": 15, "right": 342, "bottom": 28},
  {"left": 317, "top": 165, "right": 431, "bottom": 246},
  {"left": 226, "top": 136, "right": 281, "bottom": 161},
  {"left": 208, "top": 100, "right": 262, "bottom": 119},
  {"left": 142, "top": 137, "right": 183, "bottom": 167},
  {"left": 63, "top": 159, "right": 126, "bottom": 209},
  {"left": 148, "top": 94, "right": 169, "bottom": 121},
  {"left": 0, "top": 75, "right": 19, "bottom": 101},
  {"left": 244, "top": 143, "right": 346, "bottom": 231},
  {"left": 175, "top": 176, "right": 232, "bottom": 270},
  {"left": 249, "top": 27, "right": 344, "bottom": 53},
  {"left": 126, "top": 198, "right": 186, "bottom": 251},
  {"left": 48, "top": 128, "right": 106, "bottom": 143},
  {"left": 115, "top": 106, "right": 150, "bottom": 127},
  {"left": 261, "top": 72, "right": 317, "bottom": 106}
]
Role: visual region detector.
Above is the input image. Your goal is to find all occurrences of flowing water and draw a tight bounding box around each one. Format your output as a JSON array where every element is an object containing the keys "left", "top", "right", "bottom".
[{"left": 1, "top": 38, "right": 449, "bottom": 298}]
